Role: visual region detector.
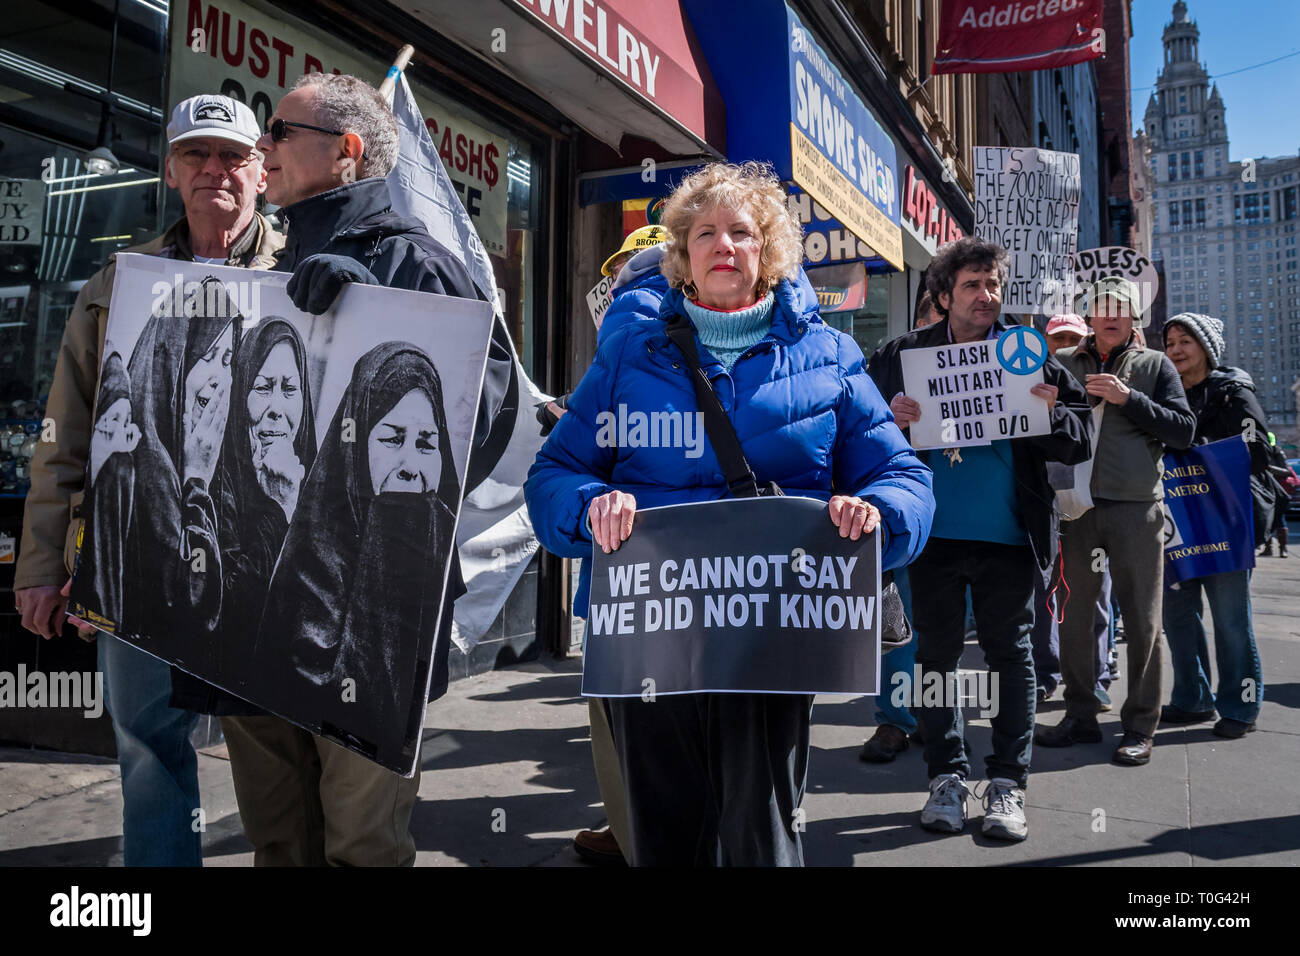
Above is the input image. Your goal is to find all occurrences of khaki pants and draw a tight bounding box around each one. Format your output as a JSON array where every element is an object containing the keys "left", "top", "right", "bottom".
[
  {"left": 588, "top": 698, "right": 630, "bottom": 850},
  {"left": 221, "top": 715, "right": 420, "bottom": 866},
  {"left": 1059, "top": 499, "right": 1166, "bottom": 738}
]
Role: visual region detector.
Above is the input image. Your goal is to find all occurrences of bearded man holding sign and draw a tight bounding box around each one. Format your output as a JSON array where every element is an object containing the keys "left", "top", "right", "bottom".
[{"left": 866, "top": 237, "right": 1091, "bottom": 842}]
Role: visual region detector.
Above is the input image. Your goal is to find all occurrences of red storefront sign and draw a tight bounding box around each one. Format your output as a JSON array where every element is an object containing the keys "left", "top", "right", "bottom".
[
  {"left": 510, "top": 0, "right": 724, "bottom": 148},
  {"left": 932, "top": 0, "right": 1103, "bottom": 75},
  {"left": 902, "top": 165, "right": 964, "bottom": 249}
]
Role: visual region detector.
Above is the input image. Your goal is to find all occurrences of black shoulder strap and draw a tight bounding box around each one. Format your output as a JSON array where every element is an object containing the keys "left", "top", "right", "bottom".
[{"left": 665, "top": 315, "right": 760, "bottom": 499}]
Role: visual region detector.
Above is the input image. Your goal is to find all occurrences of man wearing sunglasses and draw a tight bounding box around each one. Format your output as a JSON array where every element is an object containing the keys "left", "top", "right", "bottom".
[
  {"left": 217, "top": 71, "right": 518, "bottom": 869},
  {"left": 14, "top": 93, "right": 282, "bottom": 867}
]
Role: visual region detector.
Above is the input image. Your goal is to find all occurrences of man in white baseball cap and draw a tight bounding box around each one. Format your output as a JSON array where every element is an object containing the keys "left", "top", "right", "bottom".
[{"left": 14, "top": 92, "right": 282, "bottom": 866}]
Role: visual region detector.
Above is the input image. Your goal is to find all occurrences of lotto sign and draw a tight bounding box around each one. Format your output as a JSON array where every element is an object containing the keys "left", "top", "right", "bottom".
[{"left": 899, "top": 334, "right": 1050, "bottom": 449}]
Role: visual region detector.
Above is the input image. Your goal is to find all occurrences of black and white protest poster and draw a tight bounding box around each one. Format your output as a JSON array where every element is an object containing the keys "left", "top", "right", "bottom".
[
  {"left": 1072, "top": 245, "right": 1160, "bottom": 322},
  {"left": 973, "top": 146, "right": 1081, "bottom": 312},
  {"left": 899, "top": 335, "right": 1050, "bottom": 450},
  {"left": 66, "top": 254, "right": 494, "bottom": 775},
  {"left": 582, "top": 496, "right": 881, "bottom": 697}
]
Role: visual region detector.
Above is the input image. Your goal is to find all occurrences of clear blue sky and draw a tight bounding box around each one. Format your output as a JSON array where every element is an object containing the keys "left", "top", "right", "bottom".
[{"left": 1129, "top": 0, "right": 1300, "bottom": 161}]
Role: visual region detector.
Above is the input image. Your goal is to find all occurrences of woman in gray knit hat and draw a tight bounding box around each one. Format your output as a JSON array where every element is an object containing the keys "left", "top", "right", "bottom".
[{"left": 1161, "top": 313, "right": 1268, "bottom": 738}]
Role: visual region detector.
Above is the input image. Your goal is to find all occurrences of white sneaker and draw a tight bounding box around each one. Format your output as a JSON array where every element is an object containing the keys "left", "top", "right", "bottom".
[
  {"left": 979, "top": 778, "right": 1028, "bottom": 842},
  {"left": 920, "top": 773, "right": 968, "bottom": 833}
]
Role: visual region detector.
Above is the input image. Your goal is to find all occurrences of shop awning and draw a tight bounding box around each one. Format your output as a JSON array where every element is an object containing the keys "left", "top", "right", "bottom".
[{"left": 405, "top": 0, "right": 725, "bottom": 156}]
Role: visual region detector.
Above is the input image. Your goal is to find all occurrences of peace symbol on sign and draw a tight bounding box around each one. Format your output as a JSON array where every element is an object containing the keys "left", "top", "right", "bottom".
[{"left": 996, "top": 325, "right": 1049, "bottom": 376}]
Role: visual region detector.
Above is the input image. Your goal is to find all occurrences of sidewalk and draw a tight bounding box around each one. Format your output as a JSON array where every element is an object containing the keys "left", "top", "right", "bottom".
[{"left": 2, "top": 550, "right": 1297, "bottom": 867}]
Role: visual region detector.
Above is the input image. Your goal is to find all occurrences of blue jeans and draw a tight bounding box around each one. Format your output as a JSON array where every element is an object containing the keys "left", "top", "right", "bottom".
[
  {"left": 910, "top": 538, "right": 1037, "bottom": 788},
  {"left": 873, "top": 567, "right": 918, "bottom": 733},
  {"left": 98, "top": 636, "right": 202, "bottom": 866},
  {"left": 1163, "top": 570, "right": 1263, "bottom": 723}
]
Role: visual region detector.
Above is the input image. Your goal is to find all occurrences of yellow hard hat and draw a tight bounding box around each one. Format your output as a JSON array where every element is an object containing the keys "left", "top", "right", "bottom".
[{"left": 601, "top": 225, "right": 667, "bottom": 276}]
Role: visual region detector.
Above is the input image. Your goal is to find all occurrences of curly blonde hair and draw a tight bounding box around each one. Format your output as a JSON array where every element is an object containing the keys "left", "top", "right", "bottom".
[{"left": 660, "top": 161, "right": 804, "bottom": 297}]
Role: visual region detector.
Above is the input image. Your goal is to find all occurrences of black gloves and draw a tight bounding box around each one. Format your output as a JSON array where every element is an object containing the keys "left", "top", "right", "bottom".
[{"left": 286, "top": 254, "right": 378, "bottom": 314}]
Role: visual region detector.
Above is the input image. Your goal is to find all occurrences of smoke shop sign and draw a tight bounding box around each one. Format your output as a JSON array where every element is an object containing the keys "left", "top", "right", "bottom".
[{"left": 786, "top": 7, "right": 902, "bottom": 269}]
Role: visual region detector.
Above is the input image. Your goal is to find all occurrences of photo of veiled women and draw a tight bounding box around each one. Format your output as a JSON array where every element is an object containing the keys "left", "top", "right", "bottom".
[
  {"left": 76, "top": 351, "right": 139, "bottom": 627},
  {"left": 216, "top": 317, "right": 317, "bottom": 656},
  {"left": 118, "top": 286, "right": 235, "bottom": 658},
  {"left": 254, "top": 341, "right": 462, "bottom": 766}
]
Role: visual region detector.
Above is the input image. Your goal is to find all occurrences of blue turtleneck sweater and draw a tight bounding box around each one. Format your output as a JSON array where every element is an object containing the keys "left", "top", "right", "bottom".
[{"left": 682, "top": 293, "right": 775, "bottom": 370}]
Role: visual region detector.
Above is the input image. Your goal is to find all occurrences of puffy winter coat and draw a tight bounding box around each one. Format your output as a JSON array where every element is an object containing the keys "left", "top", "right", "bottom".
[{"left": 525, "top": 277, "right": 935, "bottom": 615}]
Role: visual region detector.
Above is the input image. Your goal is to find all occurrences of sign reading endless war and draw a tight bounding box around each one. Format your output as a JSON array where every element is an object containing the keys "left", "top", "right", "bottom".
[
  {"left": 973, "top": 146, "right": 1081, "bottom": 313},
  {"left": 899, "top": 337, "right": 1050, "bottom": 450},
  {"left": 583, "top": 497, "right": 881, "bottom": 697},
  {"left": 66, "top": 255, "right": 494, "bottom": 776}
]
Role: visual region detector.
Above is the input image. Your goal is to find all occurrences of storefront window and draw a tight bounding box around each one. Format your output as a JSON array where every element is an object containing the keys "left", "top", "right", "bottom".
[
  {"left": 0, "top": 0, "right": 167, "bottom": 498},
  {"left": 822, "top": 279, "right": 890, "bottom": 361}
]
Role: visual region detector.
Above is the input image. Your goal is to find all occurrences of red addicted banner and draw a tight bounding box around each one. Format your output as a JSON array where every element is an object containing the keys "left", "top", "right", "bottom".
[{"left": 932, "top": 0, "right": 1104, "bottom": 75}]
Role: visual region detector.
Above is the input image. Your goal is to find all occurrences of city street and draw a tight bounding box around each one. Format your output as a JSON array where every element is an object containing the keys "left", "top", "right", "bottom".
[{"left": 3, "top": 530, "right": 1296, "bottom": 868}]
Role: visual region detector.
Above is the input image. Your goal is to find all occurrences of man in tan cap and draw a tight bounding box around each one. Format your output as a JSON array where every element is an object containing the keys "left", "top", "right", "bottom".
[
  {"left": 1036, "top": 277, "right": 1196, "bottom": 766},
  {"left": 13, "top": 93, "right": 281, "bottom": 866}
]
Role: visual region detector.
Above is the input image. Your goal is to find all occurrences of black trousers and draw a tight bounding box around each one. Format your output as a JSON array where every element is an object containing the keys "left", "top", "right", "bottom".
[{"left": 606, "top": 692, "right": 814, "bottom": 867}]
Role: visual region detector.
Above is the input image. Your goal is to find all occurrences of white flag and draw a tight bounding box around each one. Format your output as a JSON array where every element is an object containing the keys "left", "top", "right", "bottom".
[{"left": 386, "top": 73, "right": 551, "bottom": 653}]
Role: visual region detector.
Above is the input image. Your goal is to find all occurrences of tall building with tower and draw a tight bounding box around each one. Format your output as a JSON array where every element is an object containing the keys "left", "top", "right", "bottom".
[{"left": 1142, "top": 1, "right": 1300, "bottom": 429}]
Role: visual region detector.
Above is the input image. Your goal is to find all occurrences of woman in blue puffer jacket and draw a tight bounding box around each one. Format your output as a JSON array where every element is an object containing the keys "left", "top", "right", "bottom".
[{"left": 525, "top": 162, "right": 934, "bottom": 866}]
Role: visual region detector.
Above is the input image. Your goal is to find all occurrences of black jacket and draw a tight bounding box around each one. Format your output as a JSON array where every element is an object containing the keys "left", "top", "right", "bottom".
[
  {"left": 274, "top": 177, "right": 518, "bottom": 489},
  {"left": 866, "top": 317, "right": 1092, "bottom": 580},
  {"left": 1184, "top": 366, "right": 1276, "bottom": 540},
  {"left": 171, "top": 178, "right": 515, "bottom": 715}
]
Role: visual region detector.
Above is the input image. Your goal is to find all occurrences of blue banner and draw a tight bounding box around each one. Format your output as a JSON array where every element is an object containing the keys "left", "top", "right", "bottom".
[{"left": 1162, "top": 438, "right": 1255, "bottom": 585}]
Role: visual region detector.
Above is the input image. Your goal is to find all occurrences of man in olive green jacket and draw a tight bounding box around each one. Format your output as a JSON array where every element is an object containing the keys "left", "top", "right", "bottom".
[
  {"left": 1035, "top": 278, "right": 1196, "bottom": 766},
  {"left": 13, "top": 94, "right": 281, "bottom": 865}
]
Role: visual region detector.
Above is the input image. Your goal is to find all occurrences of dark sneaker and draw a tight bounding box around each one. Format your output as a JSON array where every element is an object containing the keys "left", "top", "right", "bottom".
[
  {"left": 1034, "top": 715, "right": 1103, "bottom": 747},
  {"left": 1212, "top": 718, "right": 1257, "bottom": 739},
  {"left": 1161, "top": 704, "right": 1215, "bottom": 724},
  {"left": 859, "top": 724, "right": 910, "bottom": 763},
  {"left": 1112, "top": 733, "right": 1153, "bottom": 766}
]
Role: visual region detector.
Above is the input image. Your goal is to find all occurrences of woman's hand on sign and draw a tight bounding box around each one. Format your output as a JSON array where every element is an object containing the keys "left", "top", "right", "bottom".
[
  {"left": 828, "top": 495, "right": 880, "bottom": 541},
  {"left": 1030, "top": 382, "right": 1058, "bottom": 411},
  {"left": 889, "top": 393, "right": 922, "bottom": 427},
  {"left": 1085, "top": 373, "right": 1131, "bottom": 406},
  {"left": 588, "top": 490, "right": 637, "bottom": 553}
]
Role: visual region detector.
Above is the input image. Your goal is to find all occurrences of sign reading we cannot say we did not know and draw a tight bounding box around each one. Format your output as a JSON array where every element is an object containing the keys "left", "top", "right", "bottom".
[{"left": 583, "top": 496, "right": 882, "bottom": 698}]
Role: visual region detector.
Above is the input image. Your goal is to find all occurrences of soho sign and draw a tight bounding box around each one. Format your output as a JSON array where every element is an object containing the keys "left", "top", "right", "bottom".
[{"left": 902, "top": 166, "right": 964, "bottom": 251}]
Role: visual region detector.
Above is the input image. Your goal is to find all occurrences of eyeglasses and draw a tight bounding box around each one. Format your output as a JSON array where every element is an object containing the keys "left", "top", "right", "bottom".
[
  {"left": 266, "top": 118, "right": 345, "bottom": 143},
  {"left": 170, "top": 144, "right": 259, "bottom": 171}
]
